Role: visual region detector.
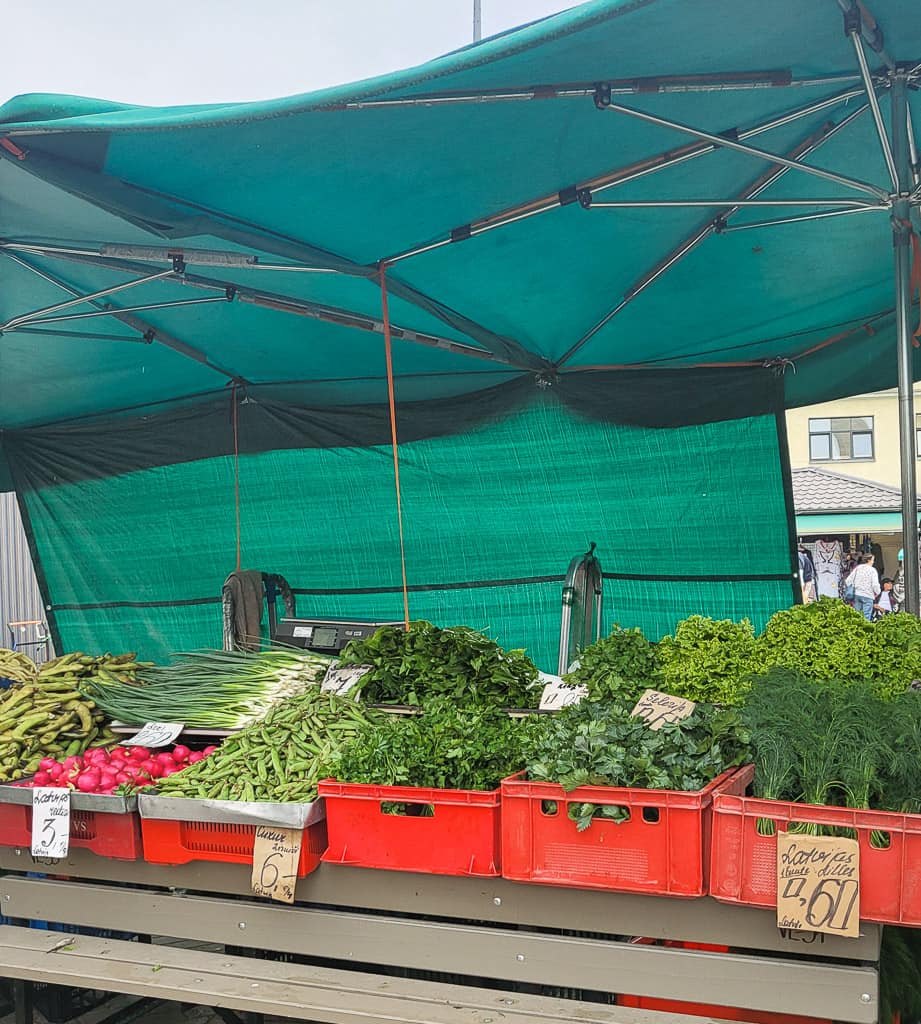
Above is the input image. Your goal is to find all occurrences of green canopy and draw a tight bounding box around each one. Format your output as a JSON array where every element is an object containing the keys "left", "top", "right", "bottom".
[{"left": 0, "top": 0, "right": 918, "bottom": 664}]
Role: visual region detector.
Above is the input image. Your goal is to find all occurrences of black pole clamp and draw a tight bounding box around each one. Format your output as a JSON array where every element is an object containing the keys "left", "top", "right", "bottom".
[{"left": 593, "top": 83, "right": 612, "bottom": 110}]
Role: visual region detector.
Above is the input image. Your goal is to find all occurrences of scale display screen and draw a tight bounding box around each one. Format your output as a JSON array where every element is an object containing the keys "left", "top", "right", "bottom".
[
  {"left": 311, "top": 626, "right": 338, "bottom": 648},
  {"left": 275, "top": 618, "right": 404, "bottom": 652}
]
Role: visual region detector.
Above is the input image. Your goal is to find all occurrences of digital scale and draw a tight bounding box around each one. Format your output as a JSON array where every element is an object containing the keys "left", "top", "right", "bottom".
[{"left": 274, "top": 617, "right": 405, "bottom": 654}]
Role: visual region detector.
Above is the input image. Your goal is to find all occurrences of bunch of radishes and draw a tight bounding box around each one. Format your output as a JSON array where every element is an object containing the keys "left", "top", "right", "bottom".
[{"left": 21, "top": 743, "right": 218, "bottom": 794}]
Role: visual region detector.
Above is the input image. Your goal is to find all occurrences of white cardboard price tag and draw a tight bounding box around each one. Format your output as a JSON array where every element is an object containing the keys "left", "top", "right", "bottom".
[
  {"left": 538, "top": 674, "right": 587, "bottom": 711},
  {"left": 31, "top": 788, "right": 70, "bottom": 859},
  {"left": 123, "top": 722, "right": 184, "bottom": 747},
  {"left": 321, "top": 665, "right": 371, "bottom": 696}
]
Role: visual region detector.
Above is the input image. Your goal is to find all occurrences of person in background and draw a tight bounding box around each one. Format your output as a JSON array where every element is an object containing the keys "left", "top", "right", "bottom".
[
  {"left": 798, "top": 545, "right": 816, "bottom": 603},
  {"left": 874, "top": 577, "right": 896, "bottom": 619},
  {"left": 846, "top": 553, "right": 881, "bottom": 622}
]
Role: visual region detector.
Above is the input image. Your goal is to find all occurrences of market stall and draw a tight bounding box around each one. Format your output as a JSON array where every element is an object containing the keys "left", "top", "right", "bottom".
[{"left": 0, "top": 0, "right": 920, "bottom": 1020}]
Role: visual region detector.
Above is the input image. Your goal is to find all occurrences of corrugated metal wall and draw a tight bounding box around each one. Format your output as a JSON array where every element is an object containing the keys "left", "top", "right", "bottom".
[{"left": 0, "top": 493, "right": 52, "bottom": 659}]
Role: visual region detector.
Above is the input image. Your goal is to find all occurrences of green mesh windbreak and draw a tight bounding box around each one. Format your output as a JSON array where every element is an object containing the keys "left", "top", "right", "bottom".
[{"left": 20, "top": 395, "right": 795, "bottom": 669}]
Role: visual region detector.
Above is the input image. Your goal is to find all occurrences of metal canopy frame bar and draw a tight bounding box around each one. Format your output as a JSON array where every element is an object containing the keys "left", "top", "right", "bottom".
[
  {"left": 0, "top": 267, "right": 174, "bottom": 331},
  {"left": 19, "top": 293, "right": 232, "bottom": 328},
  {"left": 847, "top": 26, "right": 898, "bottom": 190},
  {"left": 384, "top": 83, "right": 869, "bottom": 265},
  {"left": 589, "top": 198, "right": 885, "bottom": 209},
  {"left": 555, "top": 102, "right": 870, "bottom": 368},
  {"left": 718, "top": 205, "right": 883, "bottom": 232},
  {"left": 1, "top": 251, "right": 247, "bottom": 381},
  {"left": 333, "top": 70, "right": 865, "bottom": 109},
  {"left": 2, "top": 244, "right": 520, "bottom": 369},
  {"left": 601, "top": 100, "right": 888, "bottom": 200}
]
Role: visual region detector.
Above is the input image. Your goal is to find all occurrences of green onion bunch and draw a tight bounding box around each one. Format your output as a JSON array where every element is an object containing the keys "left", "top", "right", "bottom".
[{"left": 79, "top": 648, "right": 333, "bottom": 728}]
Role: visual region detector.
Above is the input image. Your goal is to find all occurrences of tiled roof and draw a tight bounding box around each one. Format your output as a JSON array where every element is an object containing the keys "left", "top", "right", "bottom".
[{"left": 792, "top": 466, "right": 921, "bottom": 513}]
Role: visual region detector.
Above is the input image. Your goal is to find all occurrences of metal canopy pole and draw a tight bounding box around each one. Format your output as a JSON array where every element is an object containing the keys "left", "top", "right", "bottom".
[
  {"left": 0, "top": 268, "right": 175, "bottom": 331},
  {"left": 891, "top": 73, "right": 920, "bottom": 614}
]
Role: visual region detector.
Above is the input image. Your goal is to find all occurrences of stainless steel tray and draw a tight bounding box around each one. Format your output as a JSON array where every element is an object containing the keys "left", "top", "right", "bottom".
[
  {"left": 137, "top": 792, "right": 324, "bottom": 828},
  {"left": 0, "top": 783, "right": 137, "bottom": 813}
]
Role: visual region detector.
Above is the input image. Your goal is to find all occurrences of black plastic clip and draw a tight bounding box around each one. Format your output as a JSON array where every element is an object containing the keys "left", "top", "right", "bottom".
[
  {"left": 593, "top": 83, "right": 612, "bottom": 110},
  {"left": 225, "top": 286, "right": 237, "bottom": 301},
  {"left": 559, "top": 186, "right": 593, "bottom": 209},
  {"left": 843, "top": 5, "right": 861, "bottom": 37},
  {"left": 450, "top": 224, "right": 472, "bottom": 243},
  {"left": 142, "top": 329, "right": 155, "bottom": 345},
  {"left": 718, "top": 126, "right": 740, "bottom": 143},
  {"left": 171, "top": 254, "right": 186, "bottom": 275}
]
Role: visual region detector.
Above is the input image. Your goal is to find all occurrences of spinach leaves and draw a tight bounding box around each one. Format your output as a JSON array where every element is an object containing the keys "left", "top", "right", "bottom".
[
  {"left": 339, "top": 620, "right": 539, "bottom": 707},
  {"left": 523, "top": 700, "right": 750, "bottom": 829}
]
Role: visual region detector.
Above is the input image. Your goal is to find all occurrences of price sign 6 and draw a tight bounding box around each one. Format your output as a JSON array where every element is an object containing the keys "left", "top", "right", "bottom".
[{"left": 251, "top": 825, "right": 303, "bottom": 904}]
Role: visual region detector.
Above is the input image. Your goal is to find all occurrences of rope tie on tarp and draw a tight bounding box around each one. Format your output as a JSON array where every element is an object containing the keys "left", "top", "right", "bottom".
[{"left": 379, "top": 262, "right": 411, "bottom": 630}]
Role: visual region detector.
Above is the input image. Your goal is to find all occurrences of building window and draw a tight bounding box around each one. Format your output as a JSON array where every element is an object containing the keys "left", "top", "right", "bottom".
[
  {"left": 809, "top": 417, "right": 874, "bottom": 461},
  {"left": 917, "top": 413, "right": 921, "bottom": 456}
]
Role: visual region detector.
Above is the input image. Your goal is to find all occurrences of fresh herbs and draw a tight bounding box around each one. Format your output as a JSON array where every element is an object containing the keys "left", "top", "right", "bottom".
[
  {"left": 338, "top": 621, "right": 539, "bottom": 707},
  {"left": 523, "top": 700, "right": 750, "bottom": 830},
  {"left": 656, "top": 616, "right": 758, "bottom": 706},
  {"left": 743, "top": 667, "right": 921, "bottom": 813},
  {"left": 329, "top": 697, "right": 535, "bottom": 791},
  {"left": 564, "top": 626, "right": 660, "bottom": 702}
]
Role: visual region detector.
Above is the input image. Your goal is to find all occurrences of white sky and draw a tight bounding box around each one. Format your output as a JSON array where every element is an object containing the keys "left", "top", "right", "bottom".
[{"left": 1, "top": 2, "right": 576, "bottom": 108}]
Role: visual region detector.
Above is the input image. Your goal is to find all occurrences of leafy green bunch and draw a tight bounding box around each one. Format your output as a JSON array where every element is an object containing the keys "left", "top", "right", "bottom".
[
  {"left": 565, "top": 625, "right": 660, "bottom": 702},
  {"left": 756, "top": 601, "right": 921, "bottom": 698},
  {"left": 338, "top": 620, "right": 539, "bottom": 707},
  {"left": 656, "top": 615, "right": 758, "bottom": 705},
  {"left": 328, "top": 696, "right": 536, "bottom": 792},
  {"left": 743, "top": 666, "right": 921, "bottom": 812},
  {"left": 523, "top": 700, "right": 750, "bottom": 829}
]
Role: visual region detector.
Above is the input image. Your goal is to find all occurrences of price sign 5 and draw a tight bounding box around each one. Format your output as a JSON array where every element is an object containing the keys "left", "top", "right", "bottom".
[
  {"left": 31, "top": 788, "right": 70, "bottom": 859},
  {"left": 631, "top": 689, "right": 696, "bottom": 730},
  {"left": 776, "top": 832, "right": 860, "bottom": 938},
  {"left": 123, "top": 722, "right": 184, "bottom": 747},
  {"left": 251, "top": 825, "right": 303, "bottom": 904}
]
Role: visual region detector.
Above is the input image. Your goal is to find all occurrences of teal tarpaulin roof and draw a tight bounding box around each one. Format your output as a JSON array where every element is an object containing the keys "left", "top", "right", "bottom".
[{"left": 0, "top": 0, "right": 920, "bottom": 432}]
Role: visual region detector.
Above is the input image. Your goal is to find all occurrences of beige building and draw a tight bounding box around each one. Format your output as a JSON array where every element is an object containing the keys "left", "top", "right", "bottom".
[{"left": 786, "top": 387, "right": 921, "bottom": 575}]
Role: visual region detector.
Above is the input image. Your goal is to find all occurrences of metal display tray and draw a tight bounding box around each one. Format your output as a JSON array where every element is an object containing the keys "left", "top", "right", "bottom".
[
  {"left": 0, "top": 782, "right": 137, "bottom": 813},
  {"left": 138, "top": 792, "right": 325, "bottom": 828}
]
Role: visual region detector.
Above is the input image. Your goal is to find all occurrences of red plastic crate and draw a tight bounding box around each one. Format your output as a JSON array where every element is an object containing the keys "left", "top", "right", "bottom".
[
  {"left": 500, "top": 765, "right": 753, "bottom": 896},
  {"left": 0, "top": 802, "right": 141, "bottom": 860},
  {"left": 710, "top": 790, "right": 921, "bottom": 926},
  {"left": 617, "top": 939, "right": 830, "bottom": 1024},
  {"left": 140, "top": 816, "right": 327, "bottom": 873},
  {"left": 318, "top": 780, "right": 501, "bottom": 876}
]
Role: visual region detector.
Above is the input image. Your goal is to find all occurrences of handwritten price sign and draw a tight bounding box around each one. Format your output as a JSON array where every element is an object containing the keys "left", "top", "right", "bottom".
[
  {"left": 538, "top": 675, "right": 587, "bottom": 711},
  {"left": 251, "top": 825, "right": 302, "bottom": 904},
  {"left": 31, "top": 788, "right": 70, "bottom": 859},
  {"left": 123, "top": 722, "right": 184, "bottom": 747},
  {"left": 631, "top": 689, "right": 696, "bottom": 730},
  {"left": 321, "top": 665, "right": 371, "bottom": 697},
  {"left": 776, "top": 832, "right": 860, "bottom": 938}
]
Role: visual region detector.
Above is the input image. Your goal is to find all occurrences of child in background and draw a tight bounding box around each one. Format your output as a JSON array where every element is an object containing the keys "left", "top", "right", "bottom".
[{"left": 874, "top": 577, "right": 896, "bottom": 619}]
